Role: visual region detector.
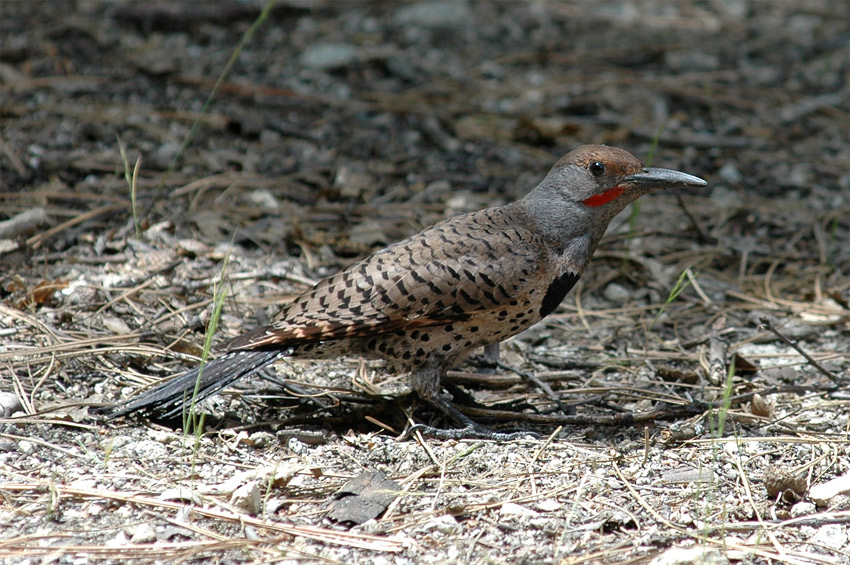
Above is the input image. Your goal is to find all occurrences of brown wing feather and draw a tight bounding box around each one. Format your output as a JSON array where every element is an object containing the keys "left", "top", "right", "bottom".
[{"left": 227, "top": 205, "right": 552, "bottom": 351}]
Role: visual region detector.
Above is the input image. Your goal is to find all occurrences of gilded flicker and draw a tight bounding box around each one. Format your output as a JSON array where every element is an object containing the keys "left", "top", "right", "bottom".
[{"left": 110, "top": 145, "right": 706, "bottom": 436}]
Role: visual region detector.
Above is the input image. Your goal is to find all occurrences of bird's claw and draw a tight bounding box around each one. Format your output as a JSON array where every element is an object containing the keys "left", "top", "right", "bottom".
[{"left": 403, "top": 422, "right": 539, "bottom": 441}]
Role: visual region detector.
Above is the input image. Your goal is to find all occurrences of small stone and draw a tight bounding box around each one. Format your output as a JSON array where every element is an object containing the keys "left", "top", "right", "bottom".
[
  {"left": 131, "top": 439, "right": 168, "bottom": 459},
  {"left": 127, "top": 522, "right": 157, "bottom": 543},
  {"left": 535, "top": 499, "right": 562, "bottom": 512},
  {"left": 0, "top": 392, "right": 22, "bottom": 417},
  {"left": 103, "top": 315, "right": 132, "bottom": 335},
  {"left": 106, "top": 530, "right": 130, "bottom": 547},
  {"left": 300, "top": 43, "right": 357, "bottom": 70},
  {"left": 603, "top": 282, "right": 631, "bottom": 302},
  {"left": 394, "top": 1, "right": 472, "bottom": 28},
  {"left": 348, "top": 220, "right": 388, "bottom": 247},
  {"left": 809, "top": 473, "right": 850, "bottom": 506},
  {"left": 287, "top": 437, "right": 307, "bottom": 454},
  {"left": 148, "top": 142, "right": 181, "bottom": 170},
  {"left": 160, "top": 487, "right": 202, "bottom": 504},
  {"left": 248, "top": 431, "right": 275, "bottom": 449},
  {"left": 176, "top": 239, "right": 210, "bottom": 257},
  {"left": 423, "top": 515, "right": 460, "bottom": 535},
  {"left": 230, "top": 481, "right": 262, "bottom": 515},
  {"left": 790, "top": 501, "right": 815, "bottom": 518},
  {"left": 148, "top": 429, "right": 178, "bottom": 444},
  {"left": 500, "top": 502, "right": 537, "bottom": 517},
  {"left": 18, "top": 440, "right": 35, "bottom": 455},
  {"left": 246, "top": 189, "right": 279, "bottom": 210},
  {"left": 717, "top": 162, "right": 743, "bottom": 184}
]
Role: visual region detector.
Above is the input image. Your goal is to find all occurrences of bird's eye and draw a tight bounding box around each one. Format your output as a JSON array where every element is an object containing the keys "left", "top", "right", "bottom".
[{"left": 589, "top": 161, "right": 605, "bottom": 176}]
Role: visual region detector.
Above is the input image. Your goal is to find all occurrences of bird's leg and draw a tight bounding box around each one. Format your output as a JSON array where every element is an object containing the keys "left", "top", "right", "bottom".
[
  {"left": 471, "top": 342, "right": 502, "bottom": 375},
  {"left": 406, "top": 364, "right": 537, "bottom": 441},
  {"left": 483, "top": 343, "right": 501, "bottom": 365},
  {"left": 495, "top": 361, "right": 573, "bottom": 415}
]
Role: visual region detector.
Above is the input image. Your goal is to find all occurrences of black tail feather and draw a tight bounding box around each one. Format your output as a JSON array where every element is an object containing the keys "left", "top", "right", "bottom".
[{"left": 108, "top": 349, "right": 284, "bottom": 420}]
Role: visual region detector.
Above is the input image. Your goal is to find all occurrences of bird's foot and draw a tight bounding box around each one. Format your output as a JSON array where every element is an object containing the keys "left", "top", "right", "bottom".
[
  {"left": 405, "top": 393, "right": 539, "bottom": 440},
  {"left": 404, "top": 422, "right": 538, "bottom": 441}
]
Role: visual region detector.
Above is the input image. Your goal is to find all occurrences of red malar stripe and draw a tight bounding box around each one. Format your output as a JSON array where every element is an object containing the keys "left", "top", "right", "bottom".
[{"left": 582, "top": 185, "right": 625, "bottom": 207}]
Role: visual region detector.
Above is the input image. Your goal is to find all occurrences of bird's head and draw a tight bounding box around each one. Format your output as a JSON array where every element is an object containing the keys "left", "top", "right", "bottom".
[
  {"left": 546, "top": 145, "right": 707, "bottom": 208},
  {"left": 520, "top": 145, "right": 707, "bottom": 259}
]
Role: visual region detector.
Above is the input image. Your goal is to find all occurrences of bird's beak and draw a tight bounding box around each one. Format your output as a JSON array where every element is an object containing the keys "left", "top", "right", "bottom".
[{"left": 623, "top": 167, "right": 707, "bottom": 190}]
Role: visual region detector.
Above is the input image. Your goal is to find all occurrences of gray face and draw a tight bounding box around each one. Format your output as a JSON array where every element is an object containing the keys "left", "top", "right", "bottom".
[{"left": 519, "top": 145, "right": 706, "bottom": 264}]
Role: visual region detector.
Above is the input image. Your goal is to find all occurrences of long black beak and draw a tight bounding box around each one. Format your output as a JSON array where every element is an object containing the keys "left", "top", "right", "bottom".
[{"left": 624, "top": 167, "right": 707, "bottom": 190}]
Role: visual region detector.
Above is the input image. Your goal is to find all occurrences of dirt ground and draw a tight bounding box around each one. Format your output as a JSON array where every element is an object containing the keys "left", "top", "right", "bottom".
[{"left": 1, "top": 1, "right": 849, "bottom": 563}]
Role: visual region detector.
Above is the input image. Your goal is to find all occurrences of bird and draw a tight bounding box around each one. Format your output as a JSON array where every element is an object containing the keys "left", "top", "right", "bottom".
[{"left": 109, "top": 145, "right": 706, "bottom": 438}]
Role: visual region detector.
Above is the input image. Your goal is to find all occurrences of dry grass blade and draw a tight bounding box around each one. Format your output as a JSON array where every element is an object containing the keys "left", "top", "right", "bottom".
[
  {"left": 26, "top": 204, "right": 127, "bottom": 249},
  {"left": 0, "top": 481, "right": 404, "bottom": 553},
  {"left": 758, "top": 317, "right": 841, "bottom": 384}
]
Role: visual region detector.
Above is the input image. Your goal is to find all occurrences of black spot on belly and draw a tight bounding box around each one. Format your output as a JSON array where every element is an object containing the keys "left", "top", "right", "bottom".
[{"left": 539, "top": 271, "right": 580, "bottom": 318}]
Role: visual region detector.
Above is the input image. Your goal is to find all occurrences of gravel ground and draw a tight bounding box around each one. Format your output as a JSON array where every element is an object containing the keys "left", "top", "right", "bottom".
[{"left": 1, "top": 1, "right": 848, "bottom": 563}]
